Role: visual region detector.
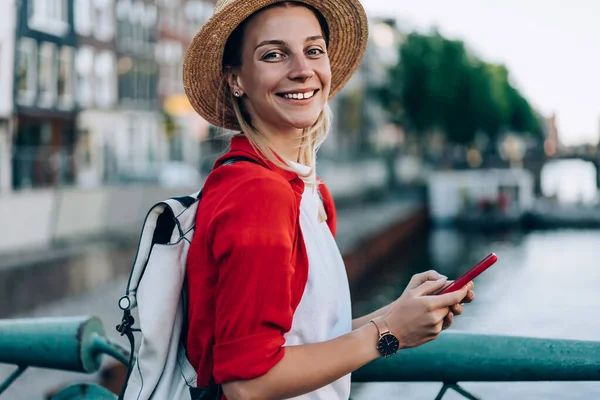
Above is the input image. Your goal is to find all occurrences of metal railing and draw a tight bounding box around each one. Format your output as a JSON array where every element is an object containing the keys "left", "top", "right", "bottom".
[
  {"left": 353, "top": 331, "right": 600, "bottom": 399},
  {"left": 0, "top": 317, "right": 127, "bottom": 399},
  {"left": 1, "top": 317, "right": 599, "bottom": 399}
]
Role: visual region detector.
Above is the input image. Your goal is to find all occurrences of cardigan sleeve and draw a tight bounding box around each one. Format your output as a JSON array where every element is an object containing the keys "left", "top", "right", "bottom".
[{"left": 207, "top": 176, "right": 299, "bottom": 384}]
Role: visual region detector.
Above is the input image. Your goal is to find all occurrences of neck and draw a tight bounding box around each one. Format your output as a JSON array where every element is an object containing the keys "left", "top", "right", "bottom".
[{"left": 253, "top": 120, "right": 303, "bottom": 162}]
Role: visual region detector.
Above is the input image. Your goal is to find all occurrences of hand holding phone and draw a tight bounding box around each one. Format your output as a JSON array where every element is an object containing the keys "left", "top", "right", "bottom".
[{"left": 435, "top": 253, "right": 498, "bottom": 295}]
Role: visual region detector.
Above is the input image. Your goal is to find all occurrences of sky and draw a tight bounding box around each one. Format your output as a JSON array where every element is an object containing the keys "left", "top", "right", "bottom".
[{"left": 365, "top": 0, "right": 600, "bottom": 146}]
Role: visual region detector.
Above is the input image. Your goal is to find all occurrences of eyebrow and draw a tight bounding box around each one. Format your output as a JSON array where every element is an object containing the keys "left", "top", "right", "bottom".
[{"left": 254, "top": 35, "right": 325, "bottom": 51}]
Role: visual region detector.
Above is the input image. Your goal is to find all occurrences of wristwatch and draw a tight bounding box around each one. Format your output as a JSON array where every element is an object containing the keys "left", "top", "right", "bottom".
[{"left": 370, "top": 318, "right": 400, "bottom": 357}]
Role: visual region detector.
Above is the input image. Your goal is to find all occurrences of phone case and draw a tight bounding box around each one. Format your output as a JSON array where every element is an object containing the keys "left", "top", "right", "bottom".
[{"left": 437, "top": 253, "right": 498, "bottom": 295}]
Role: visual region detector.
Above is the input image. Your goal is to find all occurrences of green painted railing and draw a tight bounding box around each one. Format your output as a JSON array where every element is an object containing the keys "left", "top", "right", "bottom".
[
  {"left": 353, "top": 331, "right": 600, "bottom": 399},
  {"left": 353, "top": 331, "right": 600, "bottom": 382},
  {"left": 1, "top": 317, "right": 599, "bottom": 399},
  {"left": 0, "top": 317, "right": 128, "bottom": 399}
]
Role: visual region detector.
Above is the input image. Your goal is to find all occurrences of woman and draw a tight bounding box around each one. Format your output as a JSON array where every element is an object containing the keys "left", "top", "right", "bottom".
[{"left": 183, "top": 1, "right": 475, "bottom": 399}]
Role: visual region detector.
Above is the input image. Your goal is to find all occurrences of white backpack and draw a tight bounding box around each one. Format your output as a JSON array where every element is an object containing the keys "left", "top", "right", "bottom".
[{"left": 116, "top": 157, "right": 259, "bottom": 400}]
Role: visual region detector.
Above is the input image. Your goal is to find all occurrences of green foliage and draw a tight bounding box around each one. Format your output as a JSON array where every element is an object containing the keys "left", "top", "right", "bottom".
[{"left": 378, "top": 31, "right": 541, "bottom": 146}]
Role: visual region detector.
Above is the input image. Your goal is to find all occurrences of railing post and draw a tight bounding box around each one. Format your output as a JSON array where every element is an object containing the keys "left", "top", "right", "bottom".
[{"left": 0, "top": 316, "right": 105, "bottom": 373}]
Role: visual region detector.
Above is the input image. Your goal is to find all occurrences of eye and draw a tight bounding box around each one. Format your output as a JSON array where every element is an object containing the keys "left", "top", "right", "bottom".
[
  {"left": 307, "top": 47, "right": 325, "bottom": 57},
  {"left": 262, "top": 51, "right": 286, "bottom": 61}
]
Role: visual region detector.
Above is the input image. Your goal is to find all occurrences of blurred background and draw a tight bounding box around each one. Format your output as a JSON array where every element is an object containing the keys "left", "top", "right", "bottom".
[{"left": 0, "top": 0, "right": 599, "bottom": 399}]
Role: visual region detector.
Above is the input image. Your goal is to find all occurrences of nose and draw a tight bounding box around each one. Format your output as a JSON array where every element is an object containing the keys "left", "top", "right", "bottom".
[{"left": 288, "top": 54, "right": 314, "bottom": 82}]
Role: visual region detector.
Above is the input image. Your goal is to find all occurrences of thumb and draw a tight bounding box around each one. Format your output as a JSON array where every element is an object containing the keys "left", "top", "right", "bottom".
[
  {"left": 412, "top": 278, "right": 448, "bottom": 297},
  {"left": 407, "top": 270, "right": 447, "bottom": 290}
]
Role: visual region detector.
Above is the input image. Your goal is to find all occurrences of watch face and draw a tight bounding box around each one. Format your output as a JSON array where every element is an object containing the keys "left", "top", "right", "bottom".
[{"left": 377, "top": 333, "right": 400, "bottom": 357}]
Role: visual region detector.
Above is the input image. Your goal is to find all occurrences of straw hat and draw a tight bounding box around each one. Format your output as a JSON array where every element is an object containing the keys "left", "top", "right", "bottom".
[{"left": 183, "top": 0, "right": 369, "bottom": 130}]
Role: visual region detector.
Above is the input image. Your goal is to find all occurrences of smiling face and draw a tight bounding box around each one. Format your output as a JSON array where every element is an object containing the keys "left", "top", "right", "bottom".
[{"left": 226, "top": 5, "right": 331, "bottom": 136}]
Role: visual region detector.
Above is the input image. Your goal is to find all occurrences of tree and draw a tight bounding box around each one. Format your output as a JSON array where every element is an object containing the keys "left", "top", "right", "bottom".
[{"left": 377, "top": 31, "right": 541, "bottom": 147}]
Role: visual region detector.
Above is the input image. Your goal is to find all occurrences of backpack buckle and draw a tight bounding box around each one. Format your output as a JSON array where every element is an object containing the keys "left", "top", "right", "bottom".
[
  {"left": 118, "top": 295, "right": 131, "bottom": 310},
  {"left": 116, "top": 310, "right": 137, "bottom": 336}
]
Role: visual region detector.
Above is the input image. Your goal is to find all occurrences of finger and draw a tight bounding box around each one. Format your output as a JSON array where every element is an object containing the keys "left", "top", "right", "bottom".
[
  {"left": 436, "top": 314, "right": 448, "bottom": 333},
  {"left": 412, "top": 277, "right": 448, "bottom": 297},
  {"left": 451, "top": 303, "right": 464, "bottom": 315},
  {"left": 442, "top": 311, "right": 454, "bottom": 330},
  {"left": 432, "top": 286, "right": 470, "bottom": 308},
  {"left": 429, "top": 306, "right": 451, "bottom": 326},
  {"left": 431, "top": 280, "right": 454, "bottom": 296},
  {"left": 461, "top": 289, "right": 475, "bottom": 304},
  {"left": 407, "top": 270, "right": 447, "bottom": 290}
]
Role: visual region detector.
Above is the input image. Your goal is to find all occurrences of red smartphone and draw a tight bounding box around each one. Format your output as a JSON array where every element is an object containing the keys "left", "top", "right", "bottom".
[{"left": 435, "top": 253, "right": 498, "bottom": 295}]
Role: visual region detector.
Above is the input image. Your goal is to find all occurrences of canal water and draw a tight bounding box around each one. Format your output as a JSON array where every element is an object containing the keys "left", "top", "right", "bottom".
[
  {"left": 352, "top": 159, "right": 600, "bottom": 399},
  {"left": 351, "top": 228, "right": 600, "bottom": 399}
]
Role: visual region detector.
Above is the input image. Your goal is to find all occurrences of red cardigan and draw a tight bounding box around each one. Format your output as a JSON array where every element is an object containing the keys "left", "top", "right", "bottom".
[{"left": 186, "top": 135, "right": 337, "bottom": 387}]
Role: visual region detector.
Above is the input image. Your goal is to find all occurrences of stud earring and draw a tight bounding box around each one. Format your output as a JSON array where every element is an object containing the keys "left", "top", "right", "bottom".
[{"left": 234, "top": 90, "right": 241, "bottom": 97}]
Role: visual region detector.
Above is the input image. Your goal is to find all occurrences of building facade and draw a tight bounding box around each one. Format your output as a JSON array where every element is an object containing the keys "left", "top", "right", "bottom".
[
  {"left": 156, "top": 0, "right": 214, "bottom": 172},
  {"left": 12, "top": 0, "right": 77, "bottom": 190},
  {"left": 0, "top": 0, "right": 17, "bottom": 192},
  {"left": 73, "top": 0, "right": 119, "bottom": 187},
  {"left": 111, "top": 0, "right": 172, "bottom": 183},
  {"left": 321, "top": 18, "right": 404, "bottom": 161}
]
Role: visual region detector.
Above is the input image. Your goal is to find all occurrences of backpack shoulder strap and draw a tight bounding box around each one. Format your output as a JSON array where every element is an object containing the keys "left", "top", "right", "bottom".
[
  {"left": 118, "top": 155, "right": 261, "bottom": 311},
  {"left": 219, "top": 155, "right": 261, "bottom": 167}
]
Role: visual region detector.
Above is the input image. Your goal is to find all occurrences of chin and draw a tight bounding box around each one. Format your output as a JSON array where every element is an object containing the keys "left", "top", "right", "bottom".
[
  {"left": 290, "top": 120, "right": 319, "bottom": 129},
  {"left": 286, "top": 112, "right": 323, "bottom": 129}
]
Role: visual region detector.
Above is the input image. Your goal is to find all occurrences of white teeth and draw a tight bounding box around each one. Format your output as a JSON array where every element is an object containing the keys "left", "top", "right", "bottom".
[{"left": 283, "top": 91, "right": 315, "bottom": 99}]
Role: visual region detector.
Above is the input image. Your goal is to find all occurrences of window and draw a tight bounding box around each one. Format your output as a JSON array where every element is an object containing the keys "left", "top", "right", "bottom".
[
  {"left": 156, "top": 40, "right": 183, "bottom": 96},
  {"left": 116, "top": 0, "right": 131, "bottom": 49},
  {"left": 76, "top": 46, "right": 94, "bottom": 107},
  {"left": 13, "top": 120, "right": 76, "bottom": 189},
  {"left": 117, "top": 57, "right": 157, "bottom": 105},
  {"left": 162, "top": 0, "right": 181, "bottom": 28},
  {"left": 115, "top": 0, "right": 131, "bottom": 20},
  {"left": 76, "top": 0, "right": 116, "bottom": 41},
  {"left": 16, "top": 38, "right": 38, "bottom": 105},
  {"left": 144, "top": 4, "right": 157, "bottom": 34},
  {"left": 137, "top": 62, "right": 147, "bottom": 102},
  {"left": 148, "top": 63, "right": 158, "bottom": 102},
  {"left": 58, "top": 46, "right": 75, "bottom": 109},
  {"left": 38, "top": 42, "right": 57, "bottom": 107},
  {"left": 118, "top": 56, "right": 134, "bottom": 102},
  {"left": 130, "top": 1, "right": 145, "bottom": 43},
  {"left": 94, "top": 0, "right": 116, "bottom": 42},
  {"left": 75, "top": 0, "right": 93, "bottom": 36},
  {"left": 29, "top": 0, "right": 69, "bottom": 36},
  {"left": 95, "top": 51, "right": 117, "bottom": 108}
]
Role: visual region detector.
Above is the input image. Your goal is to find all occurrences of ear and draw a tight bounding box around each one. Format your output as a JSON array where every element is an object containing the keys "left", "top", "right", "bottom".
[{"left": 224, "top": 66, "right": 244, "bottom": 97}]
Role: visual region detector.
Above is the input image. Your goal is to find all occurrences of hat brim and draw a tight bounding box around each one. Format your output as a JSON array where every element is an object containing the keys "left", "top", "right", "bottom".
[{"left": 183, "top": 0, "right": 369, "bottom": 131}]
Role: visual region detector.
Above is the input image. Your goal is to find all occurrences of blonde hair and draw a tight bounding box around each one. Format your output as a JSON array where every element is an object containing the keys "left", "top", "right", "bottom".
[{"left": 230, "top": 95, "right": 332, "bottom": 222}]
